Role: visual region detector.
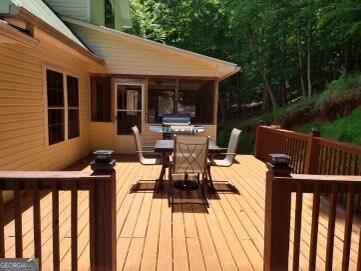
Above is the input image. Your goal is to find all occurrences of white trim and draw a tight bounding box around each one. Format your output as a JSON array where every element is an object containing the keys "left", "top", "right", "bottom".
[
  {"left": 86, "top": 0, "right": 91, "bottom": 22},
  {"left": 114, "top": 79, "right": 145, "bottom": 136},
  {"left": 43, "top": 64, "right": 81, "bottom": 148}
]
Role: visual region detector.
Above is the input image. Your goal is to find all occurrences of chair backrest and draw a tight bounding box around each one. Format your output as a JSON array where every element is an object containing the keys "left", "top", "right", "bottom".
[
  {"left": 224, "top": 128, "right": 242, "bottom": 165},
  {"left": 173, "top": 135, "right": 209, "bottom": 174},
  {"left": 131, "top": 126, "right": 145, "bottom": 163}
]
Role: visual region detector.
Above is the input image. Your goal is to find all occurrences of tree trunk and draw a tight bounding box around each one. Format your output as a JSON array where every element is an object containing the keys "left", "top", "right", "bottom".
[
  {"left": 297, "top": 35, "right": 306, "bottom": 98},
  {"left": 246, "top": 27, "right": 278, "bottom": 110},
  {"left": 307, "top": 2, "right": 313, "bottom": 97},
  {"left": 261, "top": 67, "right": 278, "bottom": 110}
]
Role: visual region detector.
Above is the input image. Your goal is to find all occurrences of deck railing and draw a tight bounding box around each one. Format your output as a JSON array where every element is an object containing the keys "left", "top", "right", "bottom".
[
  {"left": 0, "top": 162, "right": 117, "bottom": 271},
  {"left": 255, "top": 125, "right": 361, "bottom": 210},
  {"left": 255, "top": 125, "right": 361, "bottom": 176},
  {"left": 264, "top": 161, "right": 361, "bottom": 271}
]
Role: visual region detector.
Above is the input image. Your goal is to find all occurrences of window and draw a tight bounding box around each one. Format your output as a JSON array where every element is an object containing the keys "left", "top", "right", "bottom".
[
  {"left": 67, "top": 75, "right": 80, "bottom": 139},
  {"left": 91, "top": 77, "right": 112, "bottom": 122},
  {"left": 116, "top": 85, "right": 142, "bottom": 135},
  {"left": 147, "top": 79, "right": 215, "bottom": 124},
  {"left": 148, "top": 79, "right": 175, "bottom": 123},
  {"left": 47, "top": 69, "right": 65, "bottom": 145},
  {"left": 179, "top": 80, "right": 215, "bottom": 124},
  {"left": 46, "top": 69, "right": 81, "bottom": 146},
  {"left": 104, "top": 0, "right": 115, "bottom": 29}
]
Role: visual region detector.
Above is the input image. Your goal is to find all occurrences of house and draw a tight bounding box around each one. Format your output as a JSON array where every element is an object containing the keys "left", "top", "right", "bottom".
[{"left": 0, "top": 0, "right": 239, "bottom": 173}]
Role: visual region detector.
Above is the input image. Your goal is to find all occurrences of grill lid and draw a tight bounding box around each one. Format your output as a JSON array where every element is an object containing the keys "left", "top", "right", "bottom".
[{"left": 162, "top": 114, "right": 191, "bottom": 125}]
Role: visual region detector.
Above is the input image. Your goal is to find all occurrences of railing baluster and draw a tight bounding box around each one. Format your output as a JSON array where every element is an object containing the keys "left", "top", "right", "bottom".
[
  {"left": 14, "top": 181, "right": 23, "bottom": 258},
  {"left": 71, "top": 183, "right": 78, "bottom": 271},
  {"left": 33, "top": 183, "right": 41, "bottom": 265},
  {"left": 342, "top": 184, "right": 355, "bottom": 271},
  {"left": 0, "top": 189, "right": 4, "bottom": 258},
  {"left": 52, "top": 183, "right": 60, "bottom": 271},
  {"left": 325, "top": 183, "right": 337, "bottom": 270},
  {"left": 357, "top": 226, "right": 361, "bottom": 271},
  {"left": 89, "top": 181, "right": 96, "bottom": 271},
  {"left": 292, "top": 183, "right": 303, "bottom": 271},
  {"left": 336, "top": 150, "right": 342, "bottom": 175},
  {"left": 346, "top": 153, "right": 351, "bottom": 175},
  {"left": 309, "top": 182, "right": 320, "bottom": 270}
]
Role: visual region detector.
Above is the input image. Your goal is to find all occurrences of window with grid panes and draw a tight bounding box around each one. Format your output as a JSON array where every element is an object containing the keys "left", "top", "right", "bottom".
[
  {"left": 47, "top": 69, "right": 65, "bottom": 145},
  {"left": 67, "top": 75, "right": 80, "bottom": 139}
]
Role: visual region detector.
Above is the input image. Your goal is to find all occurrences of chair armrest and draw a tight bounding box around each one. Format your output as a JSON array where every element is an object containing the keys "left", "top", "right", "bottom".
[{"left": 218, "top": 152, "right": 237, "bottom": 156}]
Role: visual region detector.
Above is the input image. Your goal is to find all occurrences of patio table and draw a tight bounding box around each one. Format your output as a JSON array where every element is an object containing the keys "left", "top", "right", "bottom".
[{"left": 155, "top": 139, "right": 222, "bottom": 190}]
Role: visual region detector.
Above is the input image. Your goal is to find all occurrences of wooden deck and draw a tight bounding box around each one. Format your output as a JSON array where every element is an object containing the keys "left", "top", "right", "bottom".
[{"left": 3, "top": 155, "right": 361, "bottom": 270}]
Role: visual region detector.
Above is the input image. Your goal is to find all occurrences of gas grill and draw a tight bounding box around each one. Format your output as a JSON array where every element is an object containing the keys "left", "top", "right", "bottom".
[{"left": 149, "top": 114, "right": 204, "bottom": 138}]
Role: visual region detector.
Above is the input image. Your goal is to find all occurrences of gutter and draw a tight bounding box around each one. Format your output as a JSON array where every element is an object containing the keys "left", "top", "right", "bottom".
[
  {"left": 8, "top": 6, "right": 104, "bottom": 65},
  {"left": 219, "top": 66, "right": 241, "bottom": 81}
]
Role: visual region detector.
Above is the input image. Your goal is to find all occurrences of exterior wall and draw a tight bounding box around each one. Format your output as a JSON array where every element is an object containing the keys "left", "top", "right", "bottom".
[
  {"left": 90, "top": 122, "right": 116, "bottom": 151},
  {"left": 68, "top": 23, "right": 219, "bottom": 77},
  {"left": 44, "top": 0, "right": 90, "bottom": 22},
  {"left": 0, "top": 31, "right": 91, "bottom": 172}
]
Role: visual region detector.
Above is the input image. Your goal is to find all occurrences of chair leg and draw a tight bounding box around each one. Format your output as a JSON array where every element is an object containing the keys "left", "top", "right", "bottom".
[
  {"left": 168, "top": 170, "right": 174, "bottom": 207},
  {"left": 200, "top": 174, "right": 209, "bottom": 208},
  {"left": 207, "top": 165, "right": 216, "bottom": 193}
]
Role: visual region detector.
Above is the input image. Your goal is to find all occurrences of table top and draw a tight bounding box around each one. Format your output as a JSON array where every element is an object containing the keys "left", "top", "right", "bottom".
[{"left": 155, "top": 139, "right": 222, "bottom": 153}]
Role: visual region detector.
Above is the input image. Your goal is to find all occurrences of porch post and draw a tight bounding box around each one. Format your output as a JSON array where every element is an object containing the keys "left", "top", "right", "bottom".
[
  {"left": 304, "top": 129, "right": 321, "bottom": 174},
  {"left": 90, "top": 155, "right": 117, "bottom": 271},
  {"left": 264, "top": 156, "right": 292, "bottom": 271}
]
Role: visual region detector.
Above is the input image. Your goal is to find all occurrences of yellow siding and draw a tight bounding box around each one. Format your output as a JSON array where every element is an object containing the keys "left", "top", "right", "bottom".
[
  {"left": 90, "top": 122, "right": 116, "bottom": 151},
  {"left": 0, "top": 38, "right": 91, "bottom": 172},
  {"left": 68, "top": 23, "right": 219, "bottom": 77}
]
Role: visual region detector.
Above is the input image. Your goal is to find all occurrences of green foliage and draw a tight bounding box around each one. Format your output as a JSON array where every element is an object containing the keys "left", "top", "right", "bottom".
[
  {"left": 298, "top": 106, "right": 361, "bottom": 146},
  {"left": 223, "top": 72, "right": 361, "bottom": 153},
  {"left": 127, "top": 0, "right": 361, "bottom": 113}
]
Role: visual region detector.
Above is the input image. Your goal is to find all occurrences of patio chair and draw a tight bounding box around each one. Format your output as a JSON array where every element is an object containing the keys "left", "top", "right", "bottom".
[
  {"left": 131, "top": 126, "right": 161, "bottom": 165},
  {"left": 207, "top": 128, "right": 242, "bottom": 191},
  {"left": 168, "top": 135, "right": 210, "bottom": 208}
]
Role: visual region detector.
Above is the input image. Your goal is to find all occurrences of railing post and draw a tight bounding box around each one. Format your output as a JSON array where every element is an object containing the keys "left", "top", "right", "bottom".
[
  {"left": 255, "top": 122, "right": 270, "bottom": 160},
  {"left": 264, "top": 154, "right": 293, "bottom": 271},
  {"left": 90, "top": 151, "right": 117, "bottom": 271},
  {"left": 304, "top": 129, "right": 321, "bottom": 174}
]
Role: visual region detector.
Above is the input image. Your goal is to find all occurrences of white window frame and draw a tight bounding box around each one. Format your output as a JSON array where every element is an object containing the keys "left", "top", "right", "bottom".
[
  {"left": 43, "top": 65, "right": 81, "bottom": 148},
  {"left": 66, "top": 75, "right": 81, "bottom": 140}
]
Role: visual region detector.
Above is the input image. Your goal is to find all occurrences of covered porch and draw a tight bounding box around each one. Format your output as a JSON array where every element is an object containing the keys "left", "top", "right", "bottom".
[{"left": 2, "top": 153, "right": 361, "bottom": 270}]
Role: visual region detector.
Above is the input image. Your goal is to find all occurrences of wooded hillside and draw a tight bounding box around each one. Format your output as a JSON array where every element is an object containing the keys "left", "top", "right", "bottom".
[{"left": 127, "top": 0, "right": 361, "bottom": 114}]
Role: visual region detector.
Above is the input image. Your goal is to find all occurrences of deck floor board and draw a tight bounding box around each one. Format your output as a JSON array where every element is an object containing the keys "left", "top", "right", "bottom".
[{"left": 3, "top": 154, "right": 361, "bottom": 270}]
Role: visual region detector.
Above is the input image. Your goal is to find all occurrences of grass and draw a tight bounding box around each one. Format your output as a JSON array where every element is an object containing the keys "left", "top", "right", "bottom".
[
  {"left": 297, "top": 106, "right": 361, "bottom": 146},
  {"left": 221, "top": 72, "right": 361, "bottom": 153}
]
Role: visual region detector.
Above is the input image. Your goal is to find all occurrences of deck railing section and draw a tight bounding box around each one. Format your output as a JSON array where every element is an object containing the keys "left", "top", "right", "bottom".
[
  {"left": 255, "top": 125, "right": 308, "bottom": 173},
  {"left": 0, "top": 165, "right": 116, "bottom": 271},
  {"left": 265, "top": 161, "right": 361, "bottom": 271},
  {"left": 255, "top": 125, "right": 361, "bottom": 210}
]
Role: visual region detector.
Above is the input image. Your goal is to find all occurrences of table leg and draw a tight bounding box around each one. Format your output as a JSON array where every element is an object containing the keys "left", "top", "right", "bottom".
[
  {"left": 207, "top": 165, "right": 216, "bottom": 194},
  {"left": 157, "top": 153, "right": 168, "bottom": 191}
]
